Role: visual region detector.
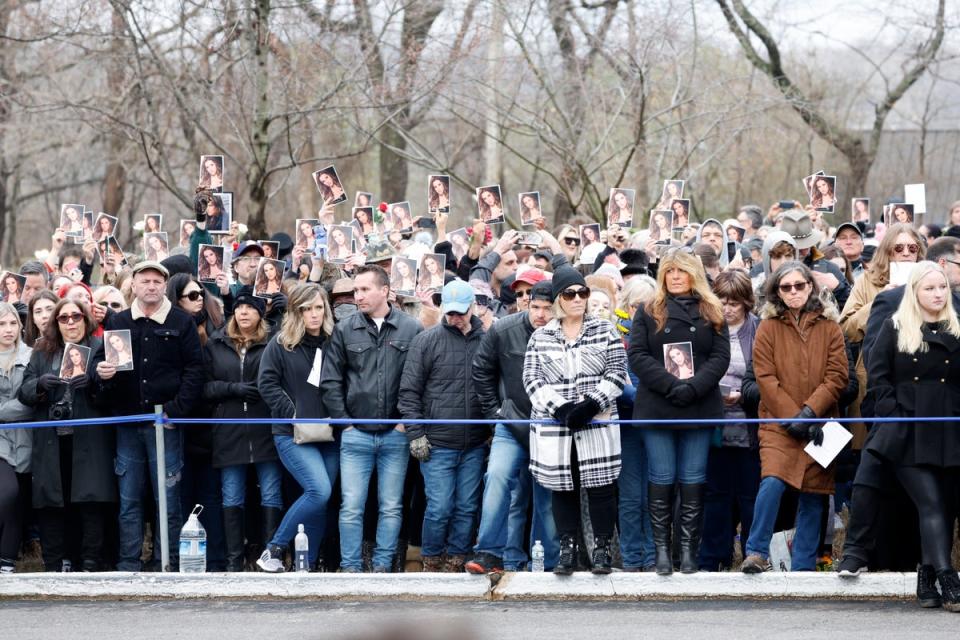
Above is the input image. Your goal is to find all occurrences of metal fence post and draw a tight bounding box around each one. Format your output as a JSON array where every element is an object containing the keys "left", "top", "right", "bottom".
[{"left": 154, "top": 405, "right": 170, "bottom": 572}]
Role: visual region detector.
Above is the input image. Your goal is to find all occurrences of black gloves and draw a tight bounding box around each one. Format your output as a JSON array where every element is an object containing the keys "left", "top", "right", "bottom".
[
  {"left": 230, "top": 382, "right": 260, "bottom": 402},
  {"left": 269, "top": 293, "right": 288, "bottom": 315},
  {"left": 666, "top": 383, "right": 697, "bottom": 407},
  {"left": 566, "top": 398, "right": 601, "bottom": 431},
  {"left": 784, "top": 406, "right": 822, "bottom": 443},
  {"left": 68, "top": 374, "right": 90, "bottom": 390},
  {"left": 37, "top": 373, "right": 61, "bottom": 392},
  {"left": 553, "top": 403, "right": 575, "bottom": 426}
]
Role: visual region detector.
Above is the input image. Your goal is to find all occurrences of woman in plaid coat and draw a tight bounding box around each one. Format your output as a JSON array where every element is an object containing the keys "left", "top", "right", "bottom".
[{"left": 523, "top": 267, "right": 627, "bottom": 575}]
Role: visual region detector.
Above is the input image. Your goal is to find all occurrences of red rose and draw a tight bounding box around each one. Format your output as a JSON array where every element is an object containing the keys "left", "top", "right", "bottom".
[{"left": 378, "top": 202, "right": 388, "bottom": 213}]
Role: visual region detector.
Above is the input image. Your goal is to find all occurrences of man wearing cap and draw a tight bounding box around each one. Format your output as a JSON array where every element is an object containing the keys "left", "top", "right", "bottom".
[
  {"left": 511, "top": 268, "right": 547, "bottom": 313},
  {"left": 834, "top": 222, "right": 865, "bottom": 278},
  {"left": 93, "top": 260, "right": 205, "bottom": 571},
  {"left": 398, "top": 280, "right": 488, "bottom": 572},
  {"left": 466, "top": 279, "right": 558, "bottom": 574},
  {"left": 780, "top": 209, "right": 851, "bottom": 309}
]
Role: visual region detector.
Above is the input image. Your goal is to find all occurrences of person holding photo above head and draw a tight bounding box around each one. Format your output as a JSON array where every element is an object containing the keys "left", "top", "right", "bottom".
[
  {"left": 327, "top": 226, "right": 352, "bottom": 262},
  {"left": 61, "top": 206, "right": 83, "bottom": 235},
  {"left": 105, "top": 331, "right": 132, "bottom": 370},
  {"left": 627, "top": 248, "right": 730, "bottom": 575},
  {"left": 649, "top": 210, "right": 672, "bottom": 242},
  {"left": 657, "top": 180, "right": 684, "bottom": 210},
  {"left": 200, "top": 156, "right": 223, "bottom": 190},
  {"left": 391, "top": 258, "right": 417, "bottom": 294},
  {"left": 608, "top": 189, "right": 633, "bottom": 226},
  {"left": 256, "top": 260, "right": 283, "bottom": 296},
  {"left": 314, "top": 168, "right": 345, "bottom": 204},
  {"left": 477, "top": 187, "right": 503, "bottom": 223},
  {"left": 353, "top": 208, "right": 377, "bottom": 236},
  {"left": 19, "top": 298, "right": 115, "bottom": 573},
  {"left": 740, "top": 261, "right": 848, "bottom": 573},
  {"left": 92, "top": 215, "right": 116, "bottom": 244},
  {"left": 672, "top": 199, "right": 690, "bottom": 228},
  {"left": 429, "top": 176, "right": 450, "bottom": 213},
  {"left": 864, "top": 261, "right": 960, "bottom": 611},
  {"left": 418, "top": 254, "right": 445, "bottom": 292},
  {"left": 520, "top": 193, "right": 541, "bottom": 224},
  {"left": 893, "top": 204, "right": 914, "bottom": 225},
  {"left": 811, "top": 176, "right": 835, "bottom": 211},
  {"left": 2, "top": 273, "right": 23, "bottom": 305},
  {"left": 145, "top": 234, "right": 169, "bottom": 262},
  {"left": 523, "top": 267, "right": 627, "bottom": 575},
  {"left": 199, "top": 245, "right": 225, "bottom": 282}
]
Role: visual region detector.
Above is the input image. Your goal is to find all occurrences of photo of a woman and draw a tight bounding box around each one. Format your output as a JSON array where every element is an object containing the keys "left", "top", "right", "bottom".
[
  {"left": 295, "top": 219, "right": 320, "bottom": 251},
  {"left": 852, "top": 198, "right": 871, "bottom": 223},
  {"left": 352, "top": 207, "right": 378, "bottom": 235},
  {"left": 312, "top": 165, "right": 346, "bottom": 205},
  {"left": 811, "top": 176, "right": 836, "bottom": 212},
  {"left": 326, "top": 225, "right": 353, "bottom": 264},
  {"left": 663, "top": 342, "right": 695, "bottom": 380},
  {"left": 254, "top": 259, "right": 285, "bottom": 298},
  {"left": 59, "top": 343, "right": 90, "bottom": 380},
  {"left": 390, "top": 257, "right": 418, "bottom": 296},
  {"left": 93, "top": 213, "right": 117, "bottom": 243},
  {"left": 144, "top": 214, "right": 162, "bottom": 234},
  {"left": 144, "top": 232, "right": 169, "bottom": 262},
  {"left": 671, "top": 198, "right": 690, "bottom": 228},
  {"left": 81, "top": 211, "right": 94, "bottom": 239},
  {"left": 198, "top": 244, "right": 225, "bottom": 283},
  {"left": 0, "top": 272, "right": 25, "bottom": 304},
  {"left": 428, "top": 175, "right": 450, "bottom": 214},
  {"left": 104, "top": 330, "right": 133, "bottom": 371},
  {"left": 199, "top": 155, "right": 224, "bottom": 191},
  {"left": 389, "top": 202, "right": 414, "bottom": 232},
  {"left": 726, "top": 223, "right": 745, "bottom": 243},
  {"left": 519, "top": 191, "right": 542, "bottom": 225},
  {"left": 607, "top": 188, "right": 635, "bottom": 227},
  {"left": 891, "top": 203, "right": 915, "bottom": 225},
  {"left": 260, "top": 241, "right": 279, "bottom": 260},
  {"left": 418, "top": 253, "right": 445, "bottom": 293},
  {"left": 205, "top": 194, "right": 231, "bottom": 233},
  {"left": 61, "top": 205, "right": 84, "bottom": 235},
  {"left": 580, "top": 223, "right": 601, "bottom": 248},
  {"left": 649, "top": 209, "right": 673, "bottom": 242},
  {"left": 656, "top": 180, "right": 684, "bottom": 210},
  {"left": 355, "top": 192, "right": 373, "bottom": 207},
  {"left": 180, "top": 220, "right": 197, "bottom": 248},
  {"left": 477, "top": 185, "right": 504, "bottom": 224},
  {"left": 448, "top": 228, "right": 470, "bottom": 262}
]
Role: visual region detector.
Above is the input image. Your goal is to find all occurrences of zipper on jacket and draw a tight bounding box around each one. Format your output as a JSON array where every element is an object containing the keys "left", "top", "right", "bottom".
[{"left": 239, "top": 346, "right": 254, "bottom": 464}]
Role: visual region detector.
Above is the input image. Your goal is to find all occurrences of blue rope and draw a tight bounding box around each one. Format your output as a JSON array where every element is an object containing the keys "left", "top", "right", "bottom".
[{"left": 0, "top": 414, "right": 157, "bottom": 430}]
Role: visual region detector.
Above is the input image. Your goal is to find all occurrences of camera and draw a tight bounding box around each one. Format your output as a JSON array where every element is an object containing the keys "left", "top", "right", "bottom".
[{"left": 48, "top": 386, "right": 73, "bottom": 421}]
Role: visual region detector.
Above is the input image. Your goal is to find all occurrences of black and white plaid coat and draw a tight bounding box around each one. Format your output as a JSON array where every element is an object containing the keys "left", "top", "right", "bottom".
[{"left": 522, "top": 316, "right": 627, "bottom": 491}]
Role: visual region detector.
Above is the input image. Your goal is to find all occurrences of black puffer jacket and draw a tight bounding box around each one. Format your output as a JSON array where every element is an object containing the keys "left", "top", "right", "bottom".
[
  {"left": 202, "top": 328, "right": 277, "bottom": 468},
  {"left": 398, "top": 316, "right": 488, "bottom": 449}
]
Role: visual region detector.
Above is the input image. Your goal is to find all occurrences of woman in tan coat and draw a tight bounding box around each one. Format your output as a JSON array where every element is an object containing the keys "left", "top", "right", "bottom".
[{"left": 741, "top": 262, "right": 848, "bottom": 573}]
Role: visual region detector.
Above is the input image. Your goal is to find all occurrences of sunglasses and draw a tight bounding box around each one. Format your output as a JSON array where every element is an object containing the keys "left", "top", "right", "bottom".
[
  {"left": 563, "top": 237, "right": 581, "bottom": 246},
  {"left": 778, "top": 281, "right": 808, "bottom": 294},
  {"left": 560, "top": 287, "right": 591, "bottom": 301},
  {"left": 106, "top": 302, "right": 124, "bottom": 310},
  {"left": 514, "top": 289, "right": 529, "bottom": 298},
  {"left": 893, "top": 243, "right": 919, "bottom": 255},
  {"left": 56, "top": 312, "right": 84, "bottom": 325},
  {"left": 180, "top": 290, "right": 205, "bottom": 302}
]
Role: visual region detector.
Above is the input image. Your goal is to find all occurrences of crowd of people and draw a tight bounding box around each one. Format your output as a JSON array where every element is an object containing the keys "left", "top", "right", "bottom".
[{"left": 0, "top": 189, "right": 959, "bottom": 613}]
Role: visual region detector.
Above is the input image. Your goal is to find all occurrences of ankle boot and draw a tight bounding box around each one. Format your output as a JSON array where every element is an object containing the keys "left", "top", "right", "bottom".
[
  {"left": 648, "top": 483, "right": 674, "bottom": 576},
  {"left": 591, "top": 536, "right": 612, "bottom": 575},
  {"left": 918, "top": 565, "right": 942, "bottom": 608},
  {"left": 223, "top": 507, "right": 246, "bottom": 572},
  {"left": 937, "top": 569, "right": 960, "bottom": 613},
  {"left": 553, "top": 534, "right": 577, "bottom": 576},
  {"left": 678, "top": 483, "right": 705, "bottom": 574}
]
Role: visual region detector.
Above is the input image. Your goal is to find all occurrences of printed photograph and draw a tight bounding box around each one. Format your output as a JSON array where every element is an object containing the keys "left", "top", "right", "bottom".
[
  {"left": 802, "top": 169, "right": 825, "bottom": 198},
  {"left": 197, "top": 244, "right": 225, "bottom": 283},
  {"left": 447, "top": 227, "right": 470, "bottom": 262},
  {"left": 60, "top": 204, "right": 85, "bottom": 236},
  {"left": 312, "top": 165, "right": 347, "bottom": 205},
  {"left": 852, "top": 198, "right": 871, "bottom": 223},
  {"left": 671, "top": 198, "right": 691, "bottom": 228},
  {"left": 656, "top": 180, "right": 684, "bottom": 210},
  {"left": 580, "top": 223, "right": 601, "bottom": 248},
  {"left": 326, "top": 224, "right": 354, "bottom": 264},
  {"left": 352, "top": 206, "right": 379, "bottom": 236},
  {"left": 206, "top": 193, "right": 232, "bottom": 234},
  {"left": 144, "top": 213, "right": 163, "bottom": 234},
  {"left": 388, "top": 201, "right": 414, "bottom": 232},
  {"left": 179, "top": 220, "right": 197, "bottom": 248},
  {"left": 354, "top": 191, "right": 374, "bottom": 208},
  {"left": 810, "top": 175, "right": 836, "bottom": 213},
  {"left": 104, "top": 329, "right": 134, "bottom": 372},
  {"left": 390, "top": 256, "right": 418, "bottom": 297},
  {"left": 428, "top": 175, "right": 451, "bottom": 214},
  {"left": 199, "top": 155, "right": 224, "bottom": 191},
  {"left": 663, "top": 342, "right": 695, "bottom": 380},
  {"left": 607, "top": 188, "right": 635, "bottom": 227},
  {"left": 418, "top": 253, "right": 446, "bottom": 293},
  {"left": 253, "top": 258, "right": 286, "bottom": 298},
  {"left": 143, "top": 232, "right": 170, "bottom": 262},
  {"left": 0, "top": 271, "right": 26, "bottom": 304},
  {"left": 259, "top": 240, "right": 279, "bottom": 260},
  {"left": 519, "top": 191, "right": 542, "bottom": 225},
  {"left": 295, "top": 218, "right": 321, "bottom": 251},
  {"left": 888, "top": 203, "right": 915, "bottom": 225},
  {"left": 476, "top": 184, "right": 505, "bottom": 224},
  {"left": 59, "top": 343, "right": 91, "bottom": 380},
  {"left": 648, "top": 209, "right": 674, "bottom": 243}
]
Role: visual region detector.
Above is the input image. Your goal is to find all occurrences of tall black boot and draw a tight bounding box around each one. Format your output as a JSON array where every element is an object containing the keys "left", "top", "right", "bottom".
[
  {"left": 223, "top": 507, "right": 245, "bottom": 572},
  {"left": 262, "top": 507, "right": 282, "bottom": 547},
  {"left": 678, "top": 483, "right": 705, "bottom": 574},
  {"left": 648, "top": 483, "right": 674, "bottom": 576}
]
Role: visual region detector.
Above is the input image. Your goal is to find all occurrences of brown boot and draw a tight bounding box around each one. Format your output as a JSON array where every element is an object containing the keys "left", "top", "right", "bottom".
[
  {"left": 422, "top": 555, "right": 444, "bottom": 572},
  {"left": 443, "top": 554, "right": 466, "bottom": 573}
]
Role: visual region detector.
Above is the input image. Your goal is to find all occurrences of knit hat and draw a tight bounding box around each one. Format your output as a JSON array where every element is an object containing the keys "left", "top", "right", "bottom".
[
  {"left": 233, "top": 286, "right": 266, "bottom": 317},
  {"left": 551, "top": 266, "right": 587, "bottom": 301},
  {"left": 529, "top": 280, "right": 553, "bottom": 303}
]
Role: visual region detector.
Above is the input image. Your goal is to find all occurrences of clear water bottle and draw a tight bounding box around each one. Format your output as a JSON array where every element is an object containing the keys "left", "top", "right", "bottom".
[
  {"left": 179, "top": 504, "right": 207, "bottom": 573},
  {"left": 531, "top": 540, "right": 545, "bottom": 572},
  {"left": 294, "top": 524, "right": 309, "bottom": 572}
]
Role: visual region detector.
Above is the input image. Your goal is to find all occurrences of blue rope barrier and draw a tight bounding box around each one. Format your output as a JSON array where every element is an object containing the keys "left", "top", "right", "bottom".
[{"left": 0, "top": 414, "right": 158, "bottom": 430}]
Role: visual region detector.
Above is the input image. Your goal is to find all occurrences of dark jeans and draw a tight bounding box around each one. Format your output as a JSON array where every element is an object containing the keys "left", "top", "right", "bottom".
[
  {"left": 699, "top": 446, "right": 760, "bottom": 571},
  {"left": 180, "top": 453, "right": 225, "bottom": 572}
]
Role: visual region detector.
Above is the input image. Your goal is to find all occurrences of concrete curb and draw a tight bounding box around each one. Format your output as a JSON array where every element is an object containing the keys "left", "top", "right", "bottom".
[{"left": 0, "top": 571, "right": 915, "bottom": 601}]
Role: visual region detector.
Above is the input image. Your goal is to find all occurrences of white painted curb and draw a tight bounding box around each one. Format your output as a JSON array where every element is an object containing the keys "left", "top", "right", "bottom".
[{"left": 0, "top": 571, "right": 914, "bottom": 600}]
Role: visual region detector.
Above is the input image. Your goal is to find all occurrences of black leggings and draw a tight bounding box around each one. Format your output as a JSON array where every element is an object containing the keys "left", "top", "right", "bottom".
[
  {"left": 0, "top": 459, "right": 20, "bottom": 562},
  {"left": 550, "top": 446, "right": 616, "bottom": 539},
  {"left": 896, "top": 465, "right": 955, "bottom": 572}
]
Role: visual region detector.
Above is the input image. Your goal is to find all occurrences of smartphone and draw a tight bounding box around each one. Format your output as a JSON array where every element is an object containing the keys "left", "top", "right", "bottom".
[
  {"left": 517, "top": 231, "right": 542, "bottom": 246},
  {"left": 415, "top": 216, "right": 437, "bottom": 230},
  {"left": 727, "top": 241, "right": 738, "bottom": 262},
  {"left": 778, "top": 200, "right": 795, "bottom": 210}
]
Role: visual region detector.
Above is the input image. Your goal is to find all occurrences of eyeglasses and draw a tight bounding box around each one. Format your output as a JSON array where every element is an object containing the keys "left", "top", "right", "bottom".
[
  {"left": 514, "top": 289, "right": 529, "bottom": 298},
  {"left": 560, "top": 287, "right": 591, "bottom": 301},
  {"left": 778, "top": 281, "right": 808, "bottom": 294},
  {"left": 56, "top": 312, "right": 84, "bottom": 325},
  {"left": 563, "top": 237, "right": 581, "bottom": 246},
  {"left": 180, "top": 290, "right": 204, "bottom": 302},
  {"left": 893, "top": 243, "right": 919, "bottom": 255}
]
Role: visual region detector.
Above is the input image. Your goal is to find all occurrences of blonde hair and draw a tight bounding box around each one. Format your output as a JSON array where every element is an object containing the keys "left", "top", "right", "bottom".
[
  {"left": 869, "top": 223, "right": 926, "bottom": 288},
  {"left": 278, "top": 283, "right": 334, "bottom": 351},
  {"left": 647, "top": 249, "right": 725, "bottom": 333},
  {"left": 0, "top": 302, "right": 23, "bottom": 374},
  {"left": 618, "top": 275, "right": 657, "bottom": 312},
  {"left": 585, "top": 275, "right": 617, "bottom": 310},
  {"left": 892, "top": 261, "right": 960, "bottom": 353}
]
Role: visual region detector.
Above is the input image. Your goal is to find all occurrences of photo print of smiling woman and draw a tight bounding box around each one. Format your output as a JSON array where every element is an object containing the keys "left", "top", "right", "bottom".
[
  {"left": 428, "top": 175, "right": 451, "bottom": 214},
  {"left": 476, "top": 184, "right": 505, "bottom": 224},
  {"left": 199, "top": 155, "right": 224, "bottom": 192},
  {"left": 312, "top": 165, "right": 347, "bottom": 205}
]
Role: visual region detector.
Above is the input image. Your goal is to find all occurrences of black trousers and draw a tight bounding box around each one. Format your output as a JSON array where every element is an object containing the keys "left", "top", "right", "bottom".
[
  {"left": 0, "top": 459, "right": 20, "bottom": 562},
  {"left": 550, "top": 446, "right": 616, "bottom": 539},
  {"left": 896, "top": 465, "right": 958, "bottom": 572}
]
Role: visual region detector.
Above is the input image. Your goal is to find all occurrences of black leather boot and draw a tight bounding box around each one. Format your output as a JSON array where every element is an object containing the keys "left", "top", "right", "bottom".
[
  {"left": 678, "top": 483, "right": 705, "bottom": 574},
  {"left": 553, "top": 534, "right": 577, "bottom": 576},
  {"left": 648, "top": 483, "right": 674, "bottom": 576},
  {"left": 591, "top": 536, "right": 612, "bottom": 575},
  {"left": 918, "top": 565, "right": 942, "bottom": 608},
  {"left": 223, "top": 507, "right": 245, "bottom": 572},
  {"left": 936, "top": 569, "right": 960, "bottom": 612},
  {"left": 262, "top": 507, "right": 282, "bottom": 546}
]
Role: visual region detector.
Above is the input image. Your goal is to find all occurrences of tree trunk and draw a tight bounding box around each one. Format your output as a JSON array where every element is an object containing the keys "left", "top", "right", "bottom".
[
  {"left": 378, "top": 124, "right": 408, "bottom": 203},
  {"left": 101, "top": 5, "right": 127, "bottom": 219},
  {"left": 246, "top": 0, "right": 272, "bottom": 239}
]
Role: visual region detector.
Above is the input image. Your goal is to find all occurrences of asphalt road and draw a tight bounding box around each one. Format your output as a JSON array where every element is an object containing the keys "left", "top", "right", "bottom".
[{"left": 4, "top": 599, "right": 959, "bottom": 639}]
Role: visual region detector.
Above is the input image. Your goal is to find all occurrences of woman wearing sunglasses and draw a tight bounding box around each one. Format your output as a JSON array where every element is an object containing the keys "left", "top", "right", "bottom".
[
  {"left": 740, "top": 261, "right": 848, "bottom": 573},
  {"left": 523, "top": 267, "right": 627, "bottom": 575},
  {"left": 554, "top": 224, "right": 580, "bottom": 264},
  {"left": 19, "top": 298, "right": 115, "bottom": 572},
  {"left": 628, "top": 249, "right": 730, "bottom": 575}
]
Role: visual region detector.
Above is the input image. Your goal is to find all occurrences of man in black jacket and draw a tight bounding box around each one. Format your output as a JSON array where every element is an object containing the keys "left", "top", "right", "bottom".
[
  {"left": 398, "top": 279, "right": 487, "bottom": 572},
  {"left": 93, "top": 260, "right": 205, "bottom": 571},
  {"left": 320, "top": 264, "right": 422, "bottom": 572},
  {"left": 465, "top": 280, "right": 558, "bottom": 574}
]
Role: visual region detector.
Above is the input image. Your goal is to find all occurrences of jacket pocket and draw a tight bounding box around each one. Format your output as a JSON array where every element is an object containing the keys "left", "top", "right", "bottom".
[{"left": 346, "top": 342, "right": 372, "bottom": 369}]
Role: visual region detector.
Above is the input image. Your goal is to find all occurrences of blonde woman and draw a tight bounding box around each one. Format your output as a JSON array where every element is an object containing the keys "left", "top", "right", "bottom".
[{"left": 256, "top": 283, "right": 337, "bottom": 573}]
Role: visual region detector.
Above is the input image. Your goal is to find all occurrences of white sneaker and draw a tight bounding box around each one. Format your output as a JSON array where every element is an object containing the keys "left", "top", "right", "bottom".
[
  {"left": 256, "top": 548, "right": 284, "bottom": 573},
  {"left": 0, "top": 564, "right": 14, "bottom": 575}
]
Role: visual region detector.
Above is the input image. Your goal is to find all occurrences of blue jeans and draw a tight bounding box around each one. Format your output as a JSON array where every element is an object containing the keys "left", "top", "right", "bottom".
[
  {"left": 419, "top": 444, "right": 486, "bottom": 558},
  {"left": 473, "top": 425, "right": 559, "bottom": 570},
  {"left": 115, "top": 425, "right": 184, "bottom": 571},
  {"left": 271, "top": 436, "right": 339, "bottom": 564},
  {"left": 339, "top": 428, "right": 409, "bottom": 571},
  {"left": 641, "top": 428, "right": 712, "bottom": 485},
  {"left": 699, "top": 446, "right": 760, "bottom": 571},
  {"left": 221, "top": 461, "right": 284, "bottom": 509},
  {"left": 618, "top": 426, "right": 655, "bottom": 569},
  {"left": 745, "top": 476, "right": 824, "bottom": 571}
]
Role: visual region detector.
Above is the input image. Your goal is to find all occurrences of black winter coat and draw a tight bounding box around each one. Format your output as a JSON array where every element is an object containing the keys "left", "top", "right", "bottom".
[
  {"left": 399, "top": 316, "right": 488, "bottom": 449},
  {"left": 472, "top": 311, "right": 536, "bottom": 448},
  {"left": 627, "top": 296, "right": 730, "bottom": 428},
  {"left": 319, "top": 306, "right": 423, "bottom": 432},
  {"left": 19, "top": 338, "right": 117, "bottom": 507},
  {"left": 202, "top": 329, "right": 277, "bottom": 467},
  {"left": 259, "top": 333, "right": 329, "bottom": 437}
]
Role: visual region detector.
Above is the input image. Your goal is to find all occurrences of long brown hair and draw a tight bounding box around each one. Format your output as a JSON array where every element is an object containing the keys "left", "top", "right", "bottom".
[
  {"left": 646, "top": 249, "right": 725, "bottom": 333},
  {"left": 25, "top": 289, "right": 59, "bottom": 347},
  {"left": 226, "top": 314, "right": 268, "bottom": 354},
  {"left": 868, "top": 223, "right": 925, "bottom": 287},
  {"left": 36, "top": 298, "right": 95, "bottom": 355}
]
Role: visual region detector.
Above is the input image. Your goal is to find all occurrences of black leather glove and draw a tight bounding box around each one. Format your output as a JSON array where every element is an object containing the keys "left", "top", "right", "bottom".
[
  {"left": 37, "top": 373, "right": 61, "bottom": 392},
  {"left": 784, "top": 405, "right": 818, "bottom": 442},
  {"left": 665, "top": 382, "right": 697, "bottom": 407},
  {"left": 240, "top": 382, "right": 260, "bottom": 402},
  {"left": 552, "top": 402, "right": 575, "bottom": 426},
  {"left": 808, "top": 423, "right": 825, "bottom": 447},
  {"left": 269, "top": 293, "right": 288, "bottom": 315},
  {"left": 68, "top": 374, "right": 90, "bottom": 390},
  {"left": 566, "top": 398, "right": 601, "bottom": 431}
]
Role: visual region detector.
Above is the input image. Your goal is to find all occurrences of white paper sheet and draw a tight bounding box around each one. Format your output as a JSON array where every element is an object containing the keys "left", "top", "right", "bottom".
[
  {"left": 889, "top": 261, "right": 916, "bottom": 287},
  {"left": 804, "top": 421, "right": 853, "bottom": 468},
  {"left": 904, "top": 183, "right": 927, "bottom": 214},
  {"left": 307, "top": 349, "right": 323, "bottom": 388}
]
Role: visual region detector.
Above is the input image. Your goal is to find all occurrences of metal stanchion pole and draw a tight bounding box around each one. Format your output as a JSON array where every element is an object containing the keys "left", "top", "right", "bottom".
[{"left": 154, "top": 405, "right": 170, "bottom": 572}]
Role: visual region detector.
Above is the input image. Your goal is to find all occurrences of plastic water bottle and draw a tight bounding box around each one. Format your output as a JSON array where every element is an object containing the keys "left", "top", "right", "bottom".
[
  {"left": 295, "top": 524, "right": 309, "bottom": 572},
  {"left": 179, "top": 504, "right": 207, "bottom": 573},
  {"left": 531, "top": 540, "right": 545, "bottom": 572}
]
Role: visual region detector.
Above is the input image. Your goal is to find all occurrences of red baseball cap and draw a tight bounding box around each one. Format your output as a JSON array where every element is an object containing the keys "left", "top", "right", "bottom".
[{"left": 511, "top": 269, "right": 547, "bottom": 290}]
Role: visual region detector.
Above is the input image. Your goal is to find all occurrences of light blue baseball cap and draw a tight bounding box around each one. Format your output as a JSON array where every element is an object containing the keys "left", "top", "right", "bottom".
[{"left": 441, "top": 279, "right": 475, "bottom": 314}]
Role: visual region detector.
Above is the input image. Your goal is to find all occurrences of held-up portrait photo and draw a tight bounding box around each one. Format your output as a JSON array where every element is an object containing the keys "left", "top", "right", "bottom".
[
  {"left": 579, "top": 223, "right": 601, "bottom": 248},
  {"left": 254, "top": 258, "right": 286, "bottom": 298},
  {"left": 199, "top": 155, "right": 224, "bottom": 192},
  {"left": 663, "top": 342, "right": 695, "bottom": 380},
  {"left": 92, "top": 213, "right": 118, "bottom": 244},
  {"left": 104, "top": 330, "right": 134, "bottom": 372},
  {"left": 852, "top": 198, "right": 871, "bottom": 223},
  {"left": 259, "top": 240, "right": 279, "bottom": 260},
  {"left": 352, "top": 206, "right": 379, "bottom": 237},
  {"left": 312, "top": 165, "right": 347, "bottom": 205},
  {"left": 388, "top": 201, "right": 414, "bottom": 232},
  {"left": 59, "top": 343, "right": 92, "bottom": 380},
  {"left": 476, "top": 185, "right": 505, "bottom": 224},
  {"left": 648, "top": 209, "right": 674, "bottom": 243},
  {"left": 519, "top": 191, "right": 542, "bottom": 225},
  {"left": 295, "top": 218, "right": 321, "bottom": 251},
  {"left": 418, "top": 253, "right": 446, "bottom": 294},
  {"left": 390, "top": 256, "right": 418, "bottom": 297},
  {"left": 428, "top": 175, "right": 451, "bottom": 214},
  {"left": 60, "top": 204, "right": 85, "bottom": 236},
  {"left": 671, "top": 198, "right": 691, "bottom": 228},
  {"left": 355, "top": 191, "right": 373, "bottom": 208},
  {"left": 143, "top": 232, "right": 170, "bottom": 262},
  {"left": 656, "top": 180, "right": 684, "bottom": 210},
  {"left": 326, "top": 224, "right": 354, "bottom": 264},
  {"left": 607, "top": 188, "right": 635, "bottom": 227},
  {"left": 206, "top": 193, "right": 232, "bottom": 234},
  {"left": 447, "top": 227, "right": 470, "bottom": 262},
  {"left": 179, "top": 220, "right": 197, "bottom": 248},
  {"left": 810, "top": 175, "right": 837, "bottom": 213},
  {"left": 197, "top": 244, "right": 225, "bottom": 283},
  {"left": 144, "top": 214, "right": 162, "bottom": 234},
  {"left": 0, "top": 271, "right": 26, "bottom": 305}
]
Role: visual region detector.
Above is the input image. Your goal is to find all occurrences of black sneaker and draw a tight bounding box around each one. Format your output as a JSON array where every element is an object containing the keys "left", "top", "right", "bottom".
[
  {"left": 553, "top": 535, "right": 577, "bottom": 576},
  {"left": 837, "top": 556, "right": 867, "bottom": 578},
  {"left": 591, "top": 537, "right": 613, "bottom": 575},
  {"left": 937, "top": 569, "right": 960, "bottom": 613},
  {"left": 918, "top": 565, "right": 942, "bottom": 608},
  {"left": 464, "top": 552, "right": 504, "bottom": 575}
]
